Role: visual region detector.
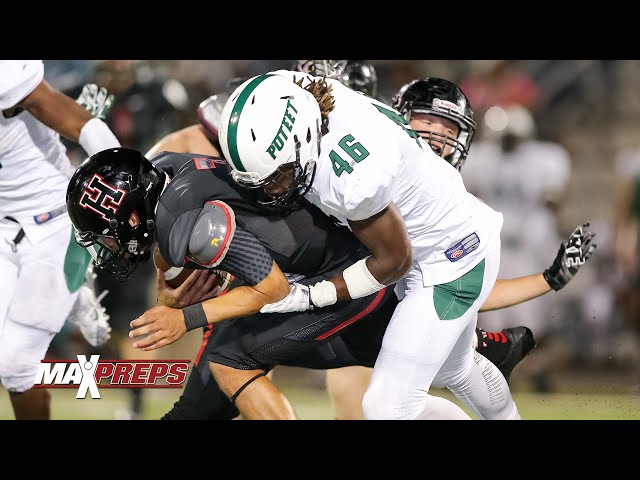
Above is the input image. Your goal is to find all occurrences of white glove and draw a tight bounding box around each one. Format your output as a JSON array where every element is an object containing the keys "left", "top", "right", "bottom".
[
  {"left": 260, "top": 283, "right": 312, "bottom": 313},
  {"left": 66, "top": 265, "right": 112, "bottom": 346},
  {"left": 76, "top": 83, "right": 114, "bottom": 121}
]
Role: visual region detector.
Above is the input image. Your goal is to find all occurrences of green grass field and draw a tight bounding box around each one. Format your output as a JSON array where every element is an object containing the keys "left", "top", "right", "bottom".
[{"left": 1, "top": 384, "right": 638, "bottom": 420}]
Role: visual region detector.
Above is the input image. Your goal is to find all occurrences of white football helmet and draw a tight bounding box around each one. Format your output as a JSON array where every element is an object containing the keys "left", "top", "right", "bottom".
[{"left": 218, "top": 73, "right": 322, "bottom": 207}]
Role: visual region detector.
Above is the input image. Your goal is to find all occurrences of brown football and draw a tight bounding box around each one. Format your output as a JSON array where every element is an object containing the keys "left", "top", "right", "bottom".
[
  {"left": 152, "top": 244, "right": 233, "bottom": 294},
  {"left": 153, "top": 244, "right": 194, "bottom": 288}
]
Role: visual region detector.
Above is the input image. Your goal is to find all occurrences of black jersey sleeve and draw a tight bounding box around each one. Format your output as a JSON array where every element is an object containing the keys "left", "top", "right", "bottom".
[
  {"left": 184, "top": 201, "right": 274, "bottom": 287},
  {"left": 213, "top": 226, "right": 275, "bottom": 287}
]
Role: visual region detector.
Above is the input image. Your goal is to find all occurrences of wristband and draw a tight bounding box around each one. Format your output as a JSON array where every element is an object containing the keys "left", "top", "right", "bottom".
[
  {"left": 342, "top": 256, "right": 386, "bottom": 299},
  {"left": 183, "top": 303, "right": 208, "bottom": 331},
  {"left": 79, "top": 117, "right": 121, "bottom": 157},
  {"left": 309, "top": 280, "right": 338, "bottom": 308}
]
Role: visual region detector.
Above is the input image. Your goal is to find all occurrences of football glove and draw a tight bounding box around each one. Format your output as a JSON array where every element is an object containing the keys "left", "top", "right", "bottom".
[
  {"left": 543, "top": 222, "right": 597, "bottom": 291},
  {"left": 76, "top": 83, "right": 114, "bottom": 121}
]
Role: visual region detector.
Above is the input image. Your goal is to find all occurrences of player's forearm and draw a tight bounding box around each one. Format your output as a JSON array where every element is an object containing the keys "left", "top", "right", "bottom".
[
  {"left": 480, "top": 274, "right": 551, "bottom": 312},
  {"left": 337, "top": 204, "right": 412, "bottom": 302},
  {"left": 329, "top": 253, "right": 408, "bottom": 303},
  {"left": 20, "top": 80, "right": 94, "bottom": 142},
  {"left": 201, "top": 261, "right": 289, "bottom": 323},
  {"left": 146, "top": 125, "right": 219, "bottom": 158},
  {"left": 200, "top": 285, "right": 276, "bottom": 323}
]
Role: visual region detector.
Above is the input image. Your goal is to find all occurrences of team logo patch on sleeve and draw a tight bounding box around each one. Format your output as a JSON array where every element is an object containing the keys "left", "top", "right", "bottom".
[{"left": 445, "top": 232, "right": 480, "bottom": 262}]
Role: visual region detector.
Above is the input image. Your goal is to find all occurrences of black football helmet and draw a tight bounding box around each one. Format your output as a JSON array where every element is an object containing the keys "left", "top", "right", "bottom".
[
  {"left": 339, "top": 60, "right": 378, "bottom": 98},
  {"left": 66, "top": 148, "right": 166, "bottom": 280},
  {"left": 393, "top": 77, "right": 476, "bottom": 170}
]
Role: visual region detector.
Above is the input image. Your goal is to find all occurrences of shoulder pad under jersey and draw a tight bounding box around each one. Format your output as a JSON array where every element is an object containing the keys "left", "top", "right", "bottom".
[{"left": 0, "top": 60, "right": 44, "bottom": 110}]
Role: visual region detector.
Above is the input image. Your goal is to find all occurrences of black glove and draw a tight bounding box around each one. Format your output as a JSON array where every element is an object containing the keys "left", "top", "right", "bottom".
[
  {"left": 76, "top": 83, "right": 114, "bottom": 121},
  {"left": 543, "top": 222, "right": 597, "bottom": 291}
]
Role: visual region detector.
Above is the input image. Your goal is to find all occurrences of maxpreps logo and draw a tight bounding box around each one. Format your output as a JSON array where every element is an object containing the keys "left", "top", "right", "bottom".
[{"left": 34, "top": 355, "right": 190, "bottom": 399}]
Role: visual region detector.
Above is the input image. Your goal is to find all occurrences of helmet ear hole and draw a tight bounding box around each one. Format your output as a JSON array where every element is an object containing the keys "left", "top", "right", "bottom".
[{"left": 306, "top": 127, "right": 311, "bottom": 143}]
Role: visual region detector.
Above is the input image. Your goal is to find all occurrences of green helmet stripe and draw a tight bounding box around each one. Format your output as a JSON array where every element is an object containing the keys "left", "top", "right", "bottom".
[{"left": 226, "top": 74, "right": 274, "bottom": 172}]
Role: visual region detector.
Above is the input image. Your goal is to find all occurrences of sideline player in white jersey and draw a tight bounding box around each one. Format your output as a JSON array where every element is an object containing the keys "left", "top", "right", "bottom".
[
  {"left": 0, "top": 60, "right": 120, "bottom": 419},
  {"left": 218, "top": 70, "right": 516, "bottom": 420}
]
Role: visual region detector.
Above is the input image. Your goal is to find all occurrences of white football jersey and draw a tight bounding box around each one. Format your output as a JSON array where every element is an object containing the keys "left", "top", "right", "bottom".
[
  {"left": 0, "top": 60, "right": 74, "bottom": 242},
  {"left": 272, "top": 70, "right": 503, "bottom": 286}
]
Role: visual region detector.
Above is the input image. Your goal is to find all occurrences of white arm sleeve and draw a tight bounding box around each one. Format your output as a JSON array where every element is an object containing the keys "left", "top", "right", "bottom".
[{"left": 79, "top": 117, "right": 121, "bottom": 157}]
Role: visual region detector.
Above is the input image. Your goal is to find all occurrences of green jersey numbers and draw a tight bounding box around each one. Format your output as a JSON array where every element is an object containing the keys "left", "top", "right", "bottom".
[
  {"left": 374, "top": 104, "right": 422, "bottom": 148},
  {"left": 329, "top": 134, "right": 370, "bottom": 177},
  {"left": 328, "top": 104, "right": 421, "bottom": 178}
]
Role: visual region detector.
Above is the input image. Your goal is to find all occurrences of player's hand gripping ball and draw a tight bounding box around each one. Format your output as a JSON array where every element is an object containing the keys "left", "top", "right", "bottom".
[{"left": 152, "top": 244, "right": 233, "bottom": 292}]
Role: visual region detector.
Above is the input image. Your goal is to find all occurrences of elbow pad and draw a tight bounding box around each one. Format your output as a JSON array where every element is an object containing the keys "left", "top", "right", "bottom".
[{"left": 188, "top": 201, "right": 235, "bottom": 268}]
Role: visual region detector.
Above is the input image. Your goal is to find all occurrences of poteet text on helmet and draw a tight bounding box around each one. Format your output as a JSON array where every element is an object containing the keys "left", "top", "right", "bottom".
[{"left": 267, "top": 99, "right": 298, "bottom": 160}]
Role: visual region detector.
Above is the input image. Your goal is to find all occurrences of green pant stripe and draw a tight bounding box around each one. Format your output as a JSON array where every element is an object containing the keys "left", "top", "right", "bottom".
[
  {"left": 63, "top": 227, "right": 92, "bottom": 293},
  {"left": 433, "top": 259, "right": 485, "bottom": 320}
]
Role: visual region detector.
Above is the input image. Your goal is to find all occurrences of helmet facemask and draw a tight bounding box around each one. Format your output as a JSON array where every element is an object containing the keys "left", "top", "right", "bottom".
[
  {"left": 409, "top": 113, "right": 474, "bottom": 171},
  {"left": 294, "top": 60, "right": 347, "bottom": 80},
  {"left": 76, "top": 229, "right": 147, "bottom": 281},
  {"left": 230, "top": 127, "right": 319, "bottom": 208},
  {"left": 393, "top": 77, "right": 476, "bottom": 171}
]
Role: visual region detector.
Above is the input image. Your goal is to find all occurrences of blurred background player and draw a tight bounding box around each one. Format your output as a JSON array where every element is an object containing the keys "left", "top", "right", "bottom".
[
  {"left": 614, "top": 163, "right": 640, "bottom": 390},
  {"left": 0, "top": 60, "right": 120, "bottom": 419},
  {"left": 462, "top": 103, "right": 572, "bottom": 391}
]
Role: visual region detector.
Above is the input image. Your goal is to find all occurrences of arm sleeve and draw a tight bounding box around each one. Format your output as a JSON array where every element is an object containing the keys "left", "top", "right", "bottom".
[{"left": 214, "top": 227, "right": 275, "bottom": 287}]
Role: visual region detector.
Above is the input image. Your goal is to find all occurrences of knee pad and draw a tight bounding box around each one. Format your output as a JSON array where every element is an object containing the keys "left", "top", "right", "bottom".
[
  {"left": 0, "top": 327, "right": 53, "bottom": 393},
  {"left": 0, "top": 348, "right": 40, "bottom": 392},
  {"left": 1, "top": 372, "right": 38, "bottom": 393}
]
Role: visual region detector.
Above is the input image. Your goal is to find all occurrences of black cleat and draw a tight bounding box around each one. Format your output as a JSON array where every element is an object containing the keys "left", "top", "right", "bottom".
[{"left": 495, "top": 326, "right": 536, "bottom": 384}]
